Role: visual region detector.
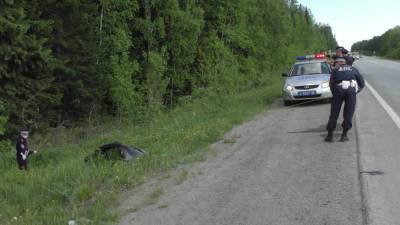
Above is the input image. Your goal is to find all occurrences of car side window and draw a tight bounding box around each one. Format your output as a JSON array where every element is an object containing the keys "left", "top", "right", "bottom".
[{"left": 321, "top": 62, "right": 331, "bottom": 74}]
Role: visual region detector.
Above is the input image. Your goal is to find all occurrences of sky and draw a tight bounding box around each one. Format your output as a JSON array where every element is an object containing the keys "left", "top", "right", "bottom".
[{"left": 297, "top": 0, "right": 400, "bottom": 50}]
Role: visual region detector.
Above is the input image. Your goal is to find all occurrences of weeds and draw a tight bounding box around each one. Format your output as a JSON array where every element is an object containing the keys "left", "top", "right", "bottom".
[
  {"left": 174, "top": 170, "right": 189, "bottom": 185},
  {"left": 0, "top": 80, "right": 281, "bottom": 225},
  {"left": 148, "top": 188, "right": 164, "bottom": 204},
  {"left": 223, "top": 138, "right": 237, "bottom": 144}
]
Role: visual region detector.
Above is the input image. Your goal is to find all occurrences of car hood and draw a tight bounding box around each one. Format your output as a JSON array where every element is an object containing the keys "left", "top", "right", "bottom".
[{"left": 285, "top": 74, "right": 330, "bottom": 86}]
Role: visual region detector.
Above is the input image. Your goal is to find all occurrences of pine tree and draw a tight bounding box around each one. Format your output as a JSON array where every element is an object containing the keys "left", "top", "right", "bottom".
[
  {"left": 33, "top": 0, "right": 102, "bottom": 124},
  {"left": 0, "top": 100, "right": 7, "bottom": 136},
  {"left": 0, "top": 0, "right": 59, "bottom": 135}
]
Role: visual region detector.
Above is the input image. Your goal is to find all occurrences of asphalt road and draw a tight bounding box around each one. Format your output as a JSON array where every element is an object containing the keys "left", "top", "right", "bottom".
[
  {"left": 354, "top": 57, "right": 400, "bottom": 225},
  {"left": 355, "top": 57, "right": 400, "bottom": 115},
  {"left": 118, "top": 57, "right": 400, "bottom": 225}
]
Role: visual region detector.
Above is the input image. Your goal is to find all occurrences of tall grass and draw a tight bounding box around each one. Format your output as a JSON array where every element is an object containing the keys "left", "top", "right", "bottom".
[{"left": 0, "top": 80, "right": 281, "bottom": 225}]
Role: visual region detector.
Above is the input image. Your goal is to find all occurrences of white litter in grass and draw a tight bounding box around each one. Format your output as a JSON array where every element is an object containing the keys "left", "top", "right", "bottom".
[{"left": 68, "top": 220, "right": 76, "bottom": 225}]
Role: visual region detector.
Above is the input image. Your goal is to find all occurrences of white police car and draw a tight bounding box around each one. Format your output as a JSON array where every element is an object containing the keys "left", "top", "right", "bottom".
[{"left": 282, "top": 54, "right": 332, "bottom": 106}]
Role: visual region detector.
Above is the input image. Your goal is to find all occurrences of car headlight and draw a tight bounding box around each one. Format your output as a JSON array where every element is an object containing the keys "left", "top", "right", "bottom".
[
  {"left": 285, "top": 85, "right": 294, "bottom": 91},
  {"left": 321, "top": 82, "right": 329, "bottom": 88}
]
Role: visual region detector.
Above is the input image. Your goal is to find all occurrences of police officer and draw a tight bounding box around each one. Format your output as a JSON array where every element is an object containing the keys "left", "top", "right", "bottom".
[
  {"left": 325, "top": 57, "right": 365, "bottom": 142},
  {"left": 16, "top": 129, "right": 37, "bottom": 170},
  {"left": 343, "top": 49, "right": 355, "bottom": 66},
  {"left": 333, "top": 46, "right": 354, "bottom": 66}
]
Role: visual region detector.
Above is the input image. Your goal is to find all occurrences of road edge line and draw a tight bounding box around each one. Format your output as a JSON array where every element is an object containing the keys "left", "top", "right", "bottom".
[{"left": 365, "top": 81, "right": 400, "bottom": 129}]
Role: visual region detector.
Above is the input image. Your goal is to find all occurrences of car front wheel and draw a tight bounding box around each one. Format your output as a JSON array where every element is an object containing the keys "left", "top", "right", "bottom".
[{"left": 284, "top": 100, "right": 292, "bottom": 106}]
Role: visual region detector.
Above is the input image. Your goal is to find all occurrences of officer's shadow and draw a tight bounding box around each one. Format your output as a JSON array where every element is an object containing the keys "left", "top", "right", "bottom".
[
  {"left": 288, "top": 124, "right": 343, "bottom": 138},
  {"left": 288, "top": 99, "right": 331, "bottom": 108}
]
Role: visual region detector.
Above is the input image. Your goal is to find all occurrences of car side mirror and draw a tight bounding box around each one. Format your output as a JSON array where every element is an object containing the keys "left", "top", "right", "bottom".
[{"left": 282, "top": 72, "right": 288, "bottom": 77}]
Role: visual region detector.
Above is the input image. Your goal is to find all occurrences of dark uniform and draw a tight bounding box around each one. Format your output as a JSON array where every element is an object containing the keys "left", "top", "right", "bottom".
[
  {"left": 344, "top": 55, "right": 355, "bottom": 66},
  {"left": 325, "top": 59, "right": 365, "bottom": 142},
  {"left": 16, "top": 135, "right": 32, "bottom": 170},
  {"left": 333, "top": 47, "right": 354, "bottom": 66}
]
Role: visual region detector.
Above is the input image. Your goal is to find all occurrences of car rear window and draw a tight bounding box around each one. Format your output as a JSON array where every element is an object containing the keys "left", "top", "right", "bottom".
[{"left": 291, "top": 62, "right": 330, "bottom": 76}]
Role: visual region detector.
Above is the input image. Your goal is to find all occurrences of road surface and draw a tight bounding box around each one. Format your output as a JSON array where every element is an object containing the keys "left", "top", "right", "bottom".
[
  {"left": 118, "top": 56, "right": 400, "bottom": 225},
  {"left": 355, "top": 57, "right": 400, "bottom": 115},
  {"left": 354, "top": 57, "right": 400, "bottom": 225}
]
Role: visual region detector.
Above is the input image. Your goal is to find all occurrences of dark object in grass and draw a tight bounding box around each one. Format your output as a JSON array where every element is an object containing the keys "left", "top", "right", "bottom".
[{"left": 84, "top": 142, "right": 145, "bottom": 162}]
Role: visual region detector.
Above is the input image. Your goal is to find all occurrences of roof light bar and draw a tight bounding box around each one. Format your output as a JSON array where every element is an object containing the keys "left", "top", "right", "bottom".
[{"left": 296, "top": 53, "right": 326, "bottom": 61}]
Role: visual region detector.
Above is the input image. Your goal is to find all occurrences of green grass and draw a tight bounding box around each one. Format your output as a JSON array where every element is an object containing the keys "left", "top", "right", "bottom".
[{"left": 0, "top": 80, "right": 281, "bottom": 225}]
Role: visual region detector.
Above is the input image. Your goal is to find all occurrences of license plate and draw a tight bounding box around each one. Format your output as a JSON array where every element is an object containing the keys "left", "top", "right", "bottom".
[{"left": 297, "top": 91, "right": 316, "bottom": 96}]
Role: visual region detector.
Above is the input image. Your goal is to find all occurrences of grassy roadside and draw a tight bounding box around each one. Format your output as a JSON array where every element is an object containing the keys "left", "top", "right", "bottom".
[{"left": 0, "top": 79, "right": 281, "bottom": 225}]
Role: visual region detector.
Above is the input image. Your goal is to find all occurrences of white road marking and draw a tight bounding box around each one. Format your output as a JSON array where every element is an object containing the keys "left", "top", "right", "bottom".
[{"left": 366, "top": 81, "right": 400, "bottom": 129}]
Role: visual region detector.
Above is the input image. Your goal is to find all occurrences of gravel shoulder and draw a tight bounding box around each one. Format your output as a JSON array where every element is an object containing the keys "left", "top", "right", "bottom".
[{"left": 118, "top": 100, "right": 363, "bottom": 225}]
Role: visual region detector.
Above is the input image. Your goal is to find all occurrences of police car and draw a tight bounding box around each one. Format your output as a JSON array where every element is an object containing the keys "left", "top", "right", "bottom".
[{"left": 282, "top": 53, "right": 332, "bottom": 105}]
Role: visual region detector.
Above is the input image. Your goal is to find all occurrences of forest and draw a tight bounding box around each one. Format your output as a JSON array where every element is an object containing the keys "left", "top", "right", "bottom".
[
  {"left": 0, "top": 0, "right": 339, "bottom": 224},
  {"left": 351, "top": 26, "right": 400, "bottom": 59},
  {"left": 0, "top": 0, "right": 336, "bottom": 143}
]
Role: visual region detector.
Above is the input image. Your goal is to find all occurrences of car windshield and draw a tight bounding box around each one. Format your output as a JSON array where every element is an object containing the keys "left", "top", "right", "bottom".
[{"left": 291, "top": 62, "right": 330, "bottom": 76}]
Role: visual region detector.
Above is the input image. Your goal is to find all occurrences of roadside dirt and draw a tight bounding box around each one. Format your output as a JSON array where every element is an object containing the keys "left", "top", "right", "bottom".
[{"left": 118, "top": 100, "right": 362, "bottom": 225}]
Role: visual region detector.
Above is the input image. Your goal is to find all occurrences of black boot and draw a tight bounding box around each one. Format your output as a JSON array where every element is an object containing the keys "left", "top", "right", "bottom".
[
  {"left": 325, "top": 130, "right": 334, "bottom": 142},
  {"left": 340, "top": 129, "right": 349, "bottom": 142}
]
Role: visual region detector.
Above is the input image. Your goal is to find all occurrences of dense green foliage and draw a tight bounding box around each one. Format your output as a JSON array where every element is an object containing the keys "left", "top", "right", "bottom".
[
  {"left": 1, "top": 83, "right": 281, "bottom": 224},
  {"left": 0, "top": 0, "right": 336, "bottom": 140},
  {"left": 0, "top": 0, "right": 337, "bottom": 224},
  {"left": 352, "top": 26, "right": 400, "bottom": 59}
]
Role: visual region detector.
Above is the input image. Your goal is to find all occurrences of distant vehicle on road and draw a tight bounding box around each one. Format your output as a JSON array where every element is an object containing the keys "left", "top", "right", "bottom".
[
  {"left": 282, "top": 54, "right": 332, "bottom": 106},
  {"left": 352, "top": 51, "right": 360, "bottom": 60}
]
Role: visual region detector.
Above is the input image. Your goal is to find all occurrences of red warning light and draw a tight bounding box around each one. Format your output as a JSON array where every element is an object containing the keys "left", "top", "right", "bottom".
[{"left": 314, "top": 53, "right": 326, "bottom": 59}]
